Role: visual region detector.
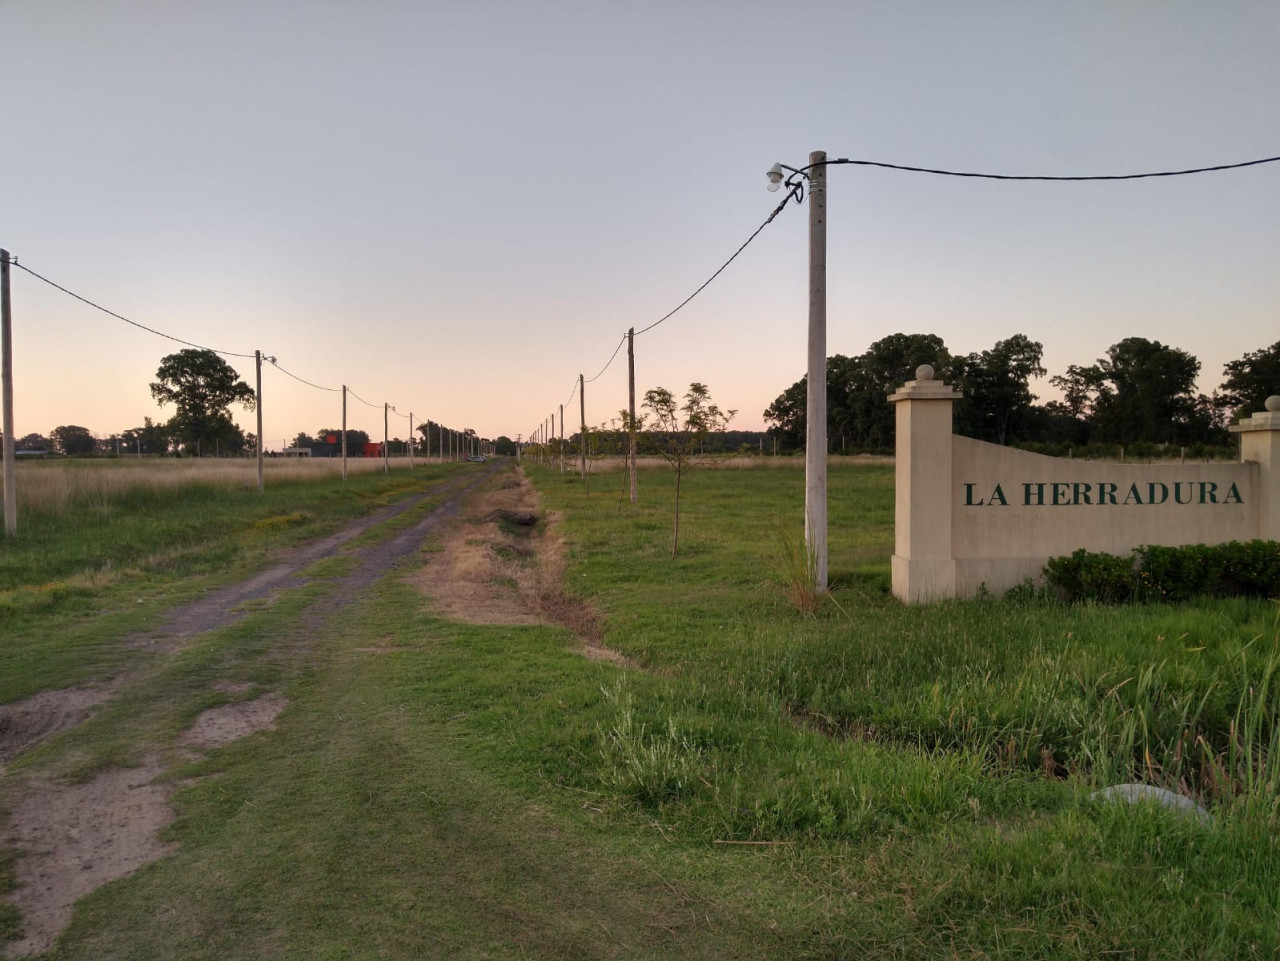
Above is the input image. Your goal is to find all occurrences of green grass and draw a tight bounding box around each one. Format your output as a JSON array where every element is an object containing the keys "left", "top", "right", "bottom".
[
  {"left": 0, "top": 461, "right": 466, "bottom": 704},
  {"left": 4, "top": 461, "right": 1279, "bottom": 958}
]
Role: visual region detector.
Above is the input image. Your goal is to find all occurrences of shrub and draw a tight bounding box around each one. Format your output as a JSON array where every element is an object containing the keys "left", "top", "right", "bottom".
[{"left": 1045, "top": 541, "right": 1280, "bottom": 603}]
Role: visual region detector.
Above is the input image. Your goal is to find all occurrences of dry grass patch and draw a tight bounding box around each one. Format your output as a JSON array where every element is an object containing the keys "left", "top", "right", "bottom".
[{"left": 410, "top": 470, "right": 635, "bottom": 666}]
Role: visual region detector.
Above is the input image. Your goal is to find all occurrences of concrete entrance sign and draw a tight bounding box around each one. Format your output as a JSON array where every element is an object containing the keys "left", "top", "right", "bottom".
[{"left": 888, "top": 368, "right": 1280, "bottom": 603}]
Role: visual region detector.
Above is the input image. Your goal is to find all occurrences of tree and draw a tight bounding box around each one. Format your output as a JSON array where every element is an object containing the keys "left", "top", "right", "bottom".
[
  {"left": 1219, "top": 340, "right": 1280, "bottom": 423},
  {"left": 765, "top": 334, "right": 952, "bottom": 451},
  {"left": 292, "top": 432, "right": 317, "bottom": 450},
  {"left": 642, "top": 383, "right": 734, "bottom": 558},
  {"left": 50, "top": 425, "right": 96, "bottom": 456},
  {"left": 121, "top": 417, "right": 171, "bottom": 455},
  {"left": 150, "top": 349, "right": 256, "bottom": 456},
  {"left": 15, "top": 433, "right": 50, "bottom": 452},
  {"left": 952, "top": 335, "right": 1047, "bottom": 445},
  {"left": 1056, "top": 338, "right": 1211, "bottom": 446}
]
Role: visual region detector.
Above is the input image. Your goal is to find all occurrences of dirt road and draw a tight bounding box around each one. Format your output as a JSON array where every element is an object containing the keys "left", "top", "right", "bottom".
[{"left": 0, "top": 463, "right": 502, "bottom": 957}]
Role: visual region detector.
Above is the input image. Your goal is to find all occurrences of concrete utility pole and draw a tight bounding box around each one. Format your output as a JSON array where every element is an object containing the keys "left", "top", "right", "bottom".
[
  {"left": 383, "top": 403, "right": 389, "bottom": 474},
  {"left": 579, "top": 373, "right": 587, "bottom": 480},
  {"left": 408, "top": 413, "right": 414, "bottom": 469},
  {"left": 255, "top": 349, "right": 265, "bottom": 494},
  {"left": 341, "top": 386, "right": 348, "bottom": 481},
  {"left": 558, "top": 404, "right": 564, "bottom": 473},
  {"left": 2, "top": 249, "right": 16, "bottom": 535},
  {"left": 805, "top": 149, "right": 828, "bottom": 590},
  {"left": 627, "top": 327, "right": 637, "bottom": 503}
]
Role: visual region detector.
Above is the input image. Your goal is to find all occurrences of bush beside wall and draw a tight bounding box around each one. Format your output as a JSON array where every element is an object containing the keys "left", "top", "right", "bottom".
[{"left": 1043, "top": 540, "right": 1280, "bottom": 603}]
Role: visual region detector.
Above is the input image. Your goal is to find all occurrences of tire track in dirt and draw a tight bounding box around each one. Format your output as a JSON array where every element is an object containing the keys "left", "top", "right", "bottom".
[
  {"left": 1, "top": 464, "right": 500, "bottom": 957},
  {"left": 137, "top": 468, "right": 487, "bottom": 650}
]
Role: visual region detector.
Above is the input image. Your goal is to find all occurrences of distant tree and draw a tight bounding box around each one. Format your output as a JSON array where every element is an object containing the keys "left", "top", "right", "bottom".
[
  {"left": 643, "top": 383, "right": 734, "bottom": 558},
  {"left": 292, "top": 432, "right": 317, "bottom": 449},
  {"left": 763, "top": 374, "right": 808, "bottom": 449},
  {"left": 16, "top": 433, "right": 50, "bottom": 452},
  {"left": 952, "top": 335, "right": 1047, "bottom": 445},
  {"left": 317, "top": 427, "right": 370, "bottom": 454},
  {"left": 765, "top": 334, "right": 951, "bottom": 451},
  {"left": 150, "top": 349, "right": 256, "bottom": 456},
  {"left": 494, "top": 435, "right": 517, "bottom": 456},
  {"left": 51, "top": 425, "right": 96, "bottom": 456},
  {"left": 121, "top": 417, "right": 171, "bottom": 455},
  {"left": 1059, "top": 338, "right": 1210, "bottom": 445},
  {"left": 1219, "top": 340, "right": 1280, "bottom": 423}
]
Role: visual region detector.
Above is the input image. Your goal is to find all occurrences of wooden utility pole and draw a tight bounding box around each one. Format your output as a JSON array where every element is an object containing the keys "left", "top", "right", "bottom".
[
  {"left": 341, "top": 386, "right": 348, "bottom": 480},
  {"left": 255, "top": 349, "right": 265, "bottom": 494},
  {"left": 1, "top": 249, "right": 16, "bottom": 535},
  {"left": 805, "top": 149, "right": 828, "bottom": 590},
  {"left": 408, "top": 413, "right": 414, "bottom": 469},
  {"left": 383, "top": 403, "right": 389, "bottom": 474},
  {"left": 627, "top": 327, "right": 637, "bottom": 504},
  {"left": 578, "top": 373, "right": 587, "bottom": 483},
  {"left": 558, "top": 404, "right": 564, "bottom": 473}
]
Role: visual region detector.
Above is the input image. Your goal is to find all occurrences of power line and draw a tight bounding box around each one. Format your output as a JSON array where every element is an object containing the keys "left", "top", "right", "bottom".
[
  {"left": 633, "top": 182, "right": 803, "bottom": 337},
  {"left": 824, "top": 154, "right": 1280, "bottom": 182},
  {"left": 266, "top": 357, "right": 341, "bottom": 392},
  {"left": 347, "top": 387, "right": 383, "bottom": 410},
  {"left": 585, "top": 333, "right": 626, "bottom": 384},
  {"left": 9, "top": 260, "right": 256, "bottom": 359}
]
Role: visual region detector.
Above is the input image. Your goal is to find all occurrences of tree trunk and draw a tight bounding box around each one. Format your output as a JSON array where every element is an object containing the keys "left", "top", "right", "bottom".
[{"left": 671, "top": 468, "right": 682, "bottom": 559}]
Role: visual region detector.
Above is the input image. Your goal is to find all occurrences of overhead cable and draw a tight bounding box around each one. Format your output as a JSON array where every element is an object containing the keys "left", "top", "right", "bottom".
[
  {"left": 825, "top": 154, "right": 1280, "bottom": 182},
  {"left": 633, "top": 182, "right": 802, "bottom": 337},
  {"left": 346, "top": 387, "right": 383, "bottom": 410},
  {"left": 10, "top": 260, "right": 256, "bottom": 359},
  {"left": 266, "top": 357, "right": 341, "bottom": 392},
  {"left": 585, "top": 333, "right": 626, "bottom": 384}
]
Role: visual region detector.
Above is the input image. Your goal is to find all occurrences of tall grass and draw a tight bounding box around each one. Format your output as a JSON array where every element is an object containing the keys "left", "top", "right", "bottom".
[{"left": 9, "top": 456, "right": 421, "bottom": 517}]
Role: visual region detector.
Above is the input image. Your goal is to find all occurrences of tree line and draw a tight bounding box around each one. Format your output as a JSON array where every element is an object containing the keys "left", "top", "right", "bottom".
[
  {"left": 764, "top": 334, "right": 1280, "bottom": 453},
  {"left": 3, "top": 349, "right": 492, "bottom": 458}
]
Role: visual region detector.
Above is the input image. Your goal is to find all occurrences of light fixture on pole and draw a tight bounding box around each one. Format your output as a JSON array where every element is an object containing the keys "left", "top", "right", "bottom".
[{"left": 767, "top": 151, "right": 829, "bottom": 590}]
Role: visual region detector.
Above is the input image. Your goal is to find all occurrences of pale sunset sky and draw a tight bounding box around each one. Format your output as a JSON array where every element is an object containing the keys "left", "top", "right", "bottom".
[{"left": 3, "top": 1, "right": 1277, "bottom": 449}]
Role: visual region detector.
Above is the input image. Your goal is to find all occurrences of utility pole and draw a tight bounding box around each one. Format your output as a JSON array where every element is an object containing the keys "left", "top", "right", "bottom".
[
  {"left": 383, "top": 403, "right": 389, "bottom": 474},
  {"left": 558, "top": 404, "right": 564, "bottom": 474},
  {"left": 578, "top": 373, "right": 587, "bottom": 481},
  {"left": 627, "top": 327, "right": 637, "bottom": 504},
  {"left": 255, "top": 349, "right": 264, "bottom": 494},
  {"left": 341, "top": 386, "right": 348, "bottom": 481},
  {"left": 805, "top": 150, "right": 828, "bottom": 590},
  {"left": 1, "top": 249, "right": 16, "bottom": 535},
  {"left": 408, "top": 413, "right": 414, "bottom": 469}
]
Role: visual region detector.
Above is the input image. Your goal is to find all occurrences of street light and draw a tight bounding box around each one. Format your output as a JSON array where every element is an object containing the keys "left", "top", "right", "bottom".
[{"left": 767, "top": 150, "right": 829, "bottom": 590}]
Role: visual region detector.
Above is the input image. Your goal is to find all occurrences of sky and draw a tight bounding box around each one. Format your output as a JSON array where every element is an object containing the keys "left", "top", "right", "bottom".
[{"left": 3, "top": 1, "right": 1278, "bottom": 450}]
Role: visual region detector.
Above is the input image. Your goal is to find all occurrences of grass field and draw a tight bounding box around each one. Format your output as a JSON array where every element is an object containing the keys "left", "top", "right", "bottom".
[{"left": 2, "top": 458, "right": 1278, "bottom": 958}]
